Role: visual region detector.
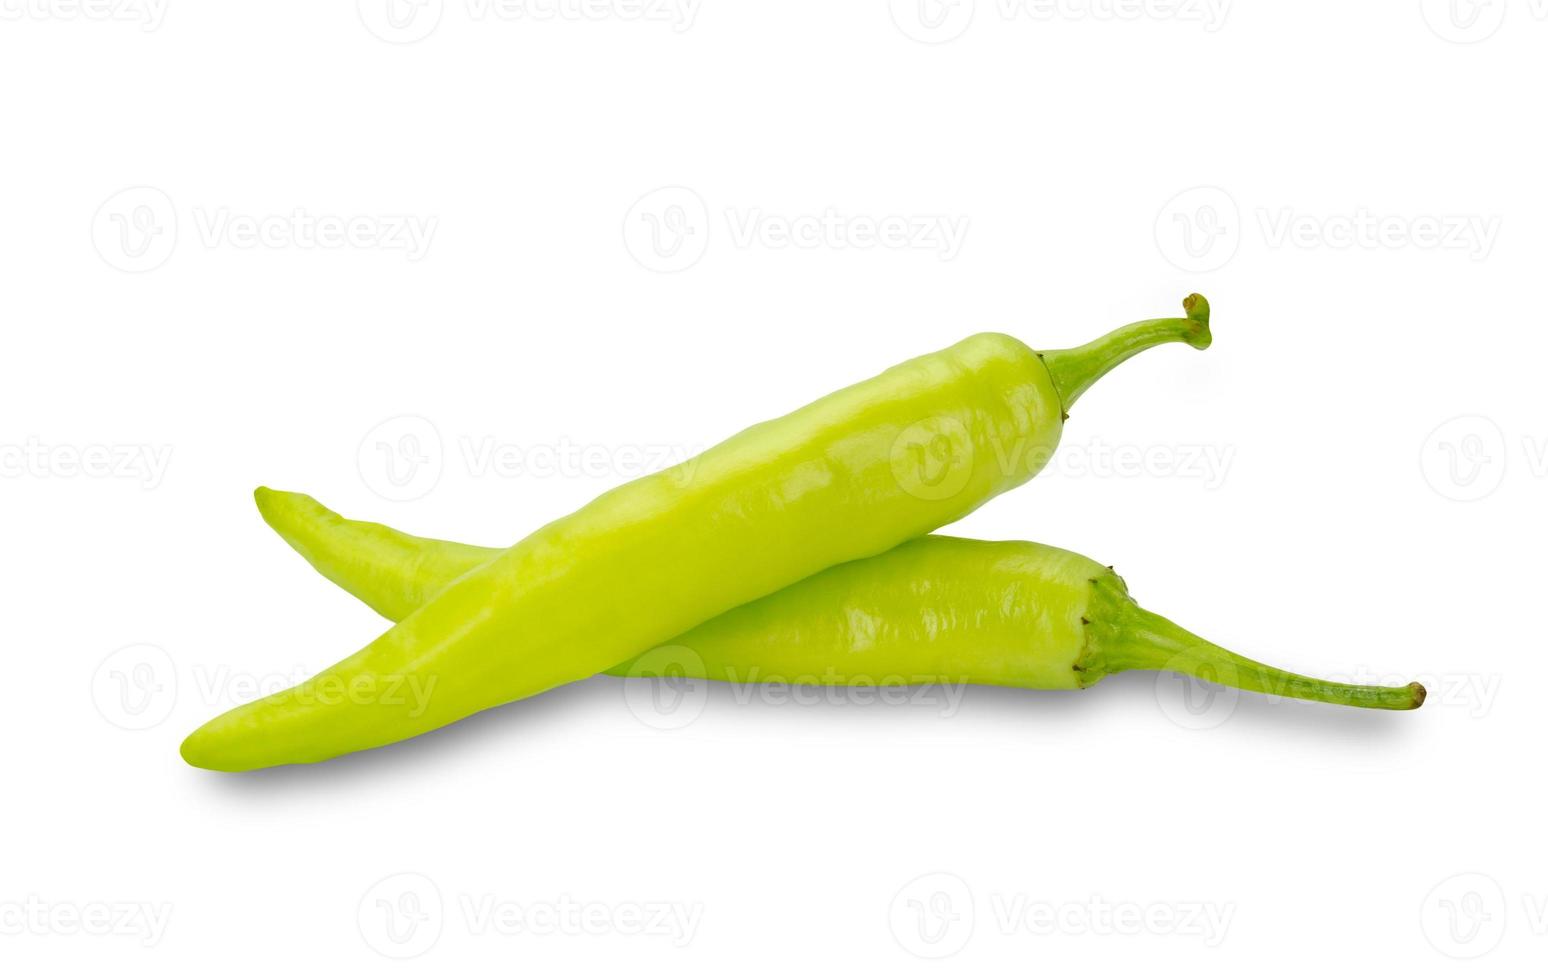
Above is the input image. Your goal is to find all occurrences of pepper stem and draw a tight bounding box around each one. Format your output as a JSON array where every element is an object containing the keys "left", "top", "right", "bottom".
[
  {"left": 1040, "top": 294, "right": 1212, "bottom": 413},
  {"left": 1081, "top": 576, "right": 1425, "bottom": 710}
]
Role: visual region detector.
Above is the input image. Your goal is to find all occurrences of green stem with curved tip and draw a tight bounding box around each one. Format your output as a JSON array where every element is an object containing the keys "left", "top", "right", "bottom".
[
  {"left": 1041, "top": 294, "right": 1212, "bottom": 413},
  {"left": 1078, "top": 575, "right": 1425, "bottom": 710}
]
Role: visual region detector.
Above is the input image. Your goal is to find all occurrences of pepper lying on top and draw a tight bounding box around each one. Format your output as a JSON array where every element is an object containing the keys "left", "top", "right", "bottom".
[{"left": 182, "top": 296, "right": 1214, "bottom": 770}]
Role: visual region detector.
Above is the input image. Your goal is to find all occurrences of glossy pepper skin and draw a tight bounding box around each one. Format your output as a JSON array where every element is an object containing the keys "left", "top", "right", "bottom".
[
  {"left": 254, "top": 490, "right": 1426, "bottom": 709},
  {"left": 182, "top": 298, "right": 1212, "bottom": 771}
]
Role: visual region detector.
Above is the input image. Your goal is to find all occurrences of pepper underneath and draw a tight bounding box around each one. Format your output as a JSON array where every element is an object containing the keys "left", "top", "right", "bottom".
[{"left": 250, "top": 489, "right": 1426, "bottom": 712}]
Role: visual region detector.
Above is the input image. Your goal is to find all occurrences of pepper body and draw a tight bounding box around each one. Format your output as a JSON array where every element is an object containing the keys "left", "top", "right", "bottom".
[
  {"left": 184, "top": 334, "right": 1065, "bottom": 769},
  {"left": 253, "top": 489, "right": 1426, "bottom": 712},
  {"left": 258, "top": 490, "right": 1101, "bottom": 688},
  {"left": 184, "top": 299, "right": 1219, "bottom": 770},
  {"left": 623, "top": 537, "right": 1100, "bottom": 689}
]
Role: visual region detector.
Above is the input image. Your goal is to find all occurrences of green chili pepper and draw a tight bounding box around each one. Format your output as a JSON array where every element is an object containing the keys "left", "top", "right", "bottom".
[
  {"left": 253, "top": 488, "right": 1425, "bottom": 710},
  {"left": 182, "top": 297, "right": 1215, "bottom": 771}
]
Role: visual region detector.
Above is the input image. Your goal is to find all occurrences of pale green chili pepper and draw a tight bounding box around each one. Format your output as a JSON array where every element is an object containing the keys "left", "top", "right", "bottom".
[
  {"left": 253, "top": 489, "right": 1425, "bottom": 709},
  {"left": 182, "top": 297, "right": 1214, "bottom": 770}
]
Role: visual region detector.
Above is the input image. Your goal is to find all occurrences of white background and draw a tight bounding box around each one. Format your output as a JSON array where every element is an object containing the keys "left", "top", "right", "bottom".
[{"left": 1, "top": 1, "right": 1540, "bottom": 975}]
